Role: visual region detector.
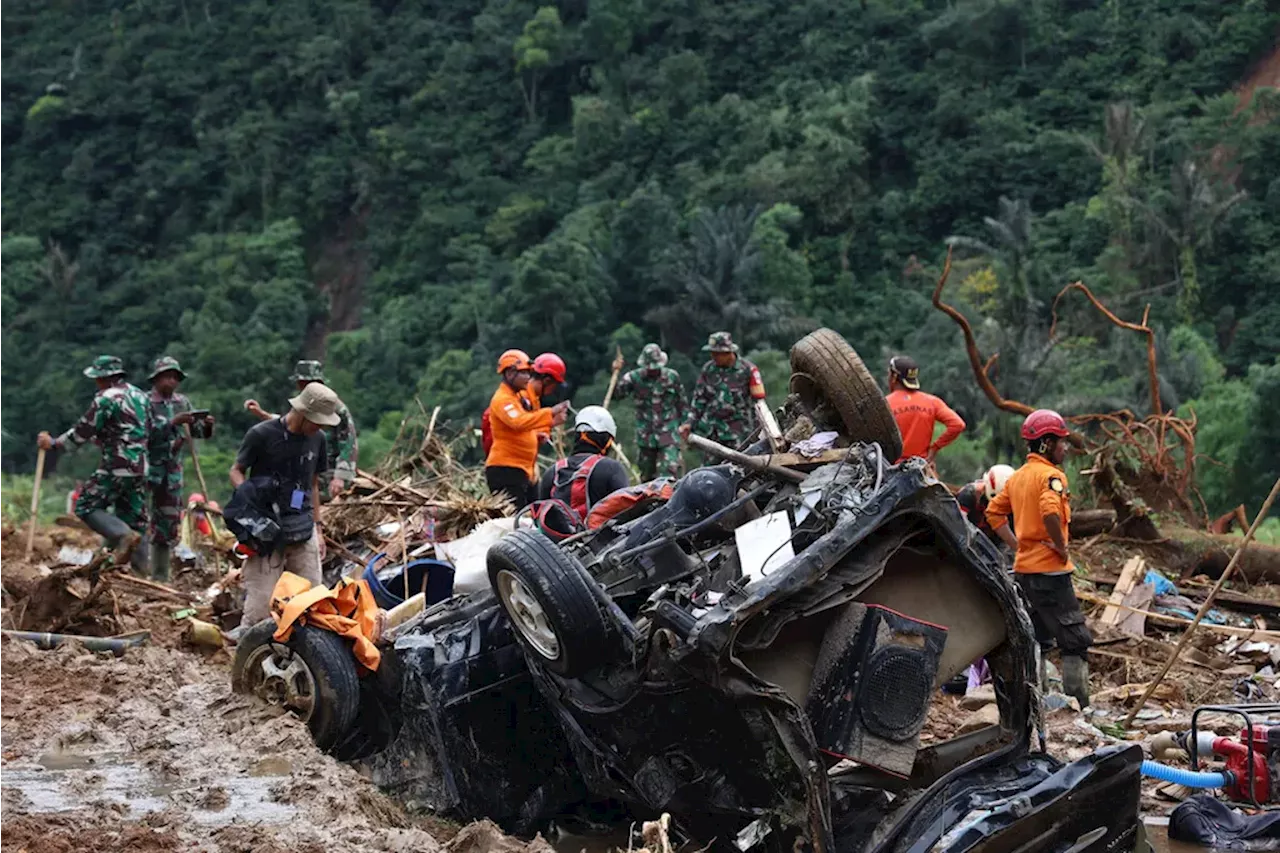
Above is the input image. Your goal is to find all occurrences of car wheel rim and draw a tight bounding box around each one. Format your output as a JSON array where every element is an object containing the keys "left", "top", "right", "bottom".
[
  {"left": 496, "top": 569, "right": 561, "bottom": 661},
  {"left": 242, "top": 642, "right": 318, "bottom": 722}
]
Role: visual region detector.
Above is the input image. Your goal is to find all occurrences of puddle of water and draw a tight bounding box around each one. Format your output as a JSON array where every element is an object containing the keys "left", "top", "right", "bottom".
[
  {"left": 2, "top": 754, "right": 298, "bottom": 826},
  {"left": 1140, "top": 817, "right": 1236, "bottom": 853}
]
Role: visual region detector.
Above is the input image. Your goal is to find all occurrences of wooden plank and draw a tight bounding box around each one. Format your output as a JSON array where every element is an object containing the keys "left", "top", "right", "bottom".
[
  {"left": 1101, "top": 556, "right": 1145, "bottom": 625},
  {"left": 1114, "top": 581, "right": 1154, "bottom": 637},
  {"left": 1078, "top": 590, "right": 1280, "bottom": 641}
]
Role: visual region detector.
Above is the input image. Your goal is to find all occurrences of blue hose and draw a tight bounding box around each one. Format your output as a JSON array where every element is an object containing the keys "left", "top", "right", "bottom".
[{"left": 1140, "top": 759, "right": 1229, "bottom": 788}]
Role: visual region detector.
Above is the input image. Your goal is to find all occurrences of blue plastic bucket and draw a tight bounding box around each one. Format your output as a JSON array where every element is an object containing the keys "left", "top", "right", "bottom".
[{"left": 361, "top": 554, "right": 456, "bottom": 609}]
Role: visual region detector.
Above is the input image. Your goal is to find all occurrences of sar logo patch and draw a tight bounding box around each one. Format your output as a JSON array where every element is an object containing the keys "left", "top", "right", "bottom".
[{"left": 1048, "top": 477, "right": 1065, "bottom": 494}]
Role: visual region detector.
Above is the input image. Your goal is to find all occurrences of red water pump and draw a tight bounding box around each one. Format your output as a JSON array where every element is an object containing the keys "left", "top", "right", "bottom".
[{"left": 1170, "top": 719, "right": 1280, "bottom": 804}]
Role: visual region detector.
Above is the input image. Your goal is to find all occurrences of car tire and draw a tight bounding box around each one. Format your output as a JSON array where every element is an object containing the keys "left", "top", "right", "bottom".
[
  {"left": 231, "top": 619, "right": 360, "bottom": 752},
  {"left": 487, "top": 530, "right": 609, "bottom": 677},
  {"left": 789, "top": 328, "right": 903, "bottom": 462}
]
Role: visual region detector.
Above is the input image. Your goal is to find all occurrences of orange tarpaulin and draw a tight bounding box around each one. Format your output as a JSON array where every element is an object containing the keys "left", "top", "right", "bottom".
[{"left": 270, "top": 572, "right": 382, "bottom": 672}]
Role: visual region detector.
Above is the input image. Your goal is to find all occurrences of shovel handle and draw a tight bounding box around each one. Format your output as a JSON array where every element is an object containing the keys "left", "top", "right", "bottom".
[{"left": 26, "top": 447, "right": 48, "bottom": 559}]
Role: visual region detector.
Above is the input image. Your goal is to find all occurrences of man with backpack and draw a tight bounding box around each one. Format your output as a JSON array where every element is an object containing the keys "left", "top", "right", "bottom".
[{"left": 537, "top": 406, "right": 630, "bottom": 519}]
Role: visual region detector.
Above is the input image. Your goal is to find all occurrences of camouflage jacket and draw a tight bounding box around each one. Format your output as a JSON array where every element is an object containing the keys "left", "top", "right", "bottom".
[
  {"left": 147, "top": 390, "right": 212, "bottom": 482},
  {"left": 615, "top": 367, "right": 685, "bottom": 448},
  {"left": 329, "top": 401, "right": 358, "bottom": 483},
  {"left": 58, "top": 380, "right": 152, "bottom": 477},
  {"left": 688, "top": 358, "right": 763, "bottom": 447}
]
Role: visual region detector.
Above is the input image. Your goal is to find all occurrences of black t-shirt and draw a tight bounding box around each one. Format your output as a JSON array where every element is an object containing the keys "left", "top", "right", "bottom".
[
  {"left": 537, "top": 452, "right": 630, "bottom": 511},
  {"left": 235, "top": 418, "right": 329, "bottom": 523}
]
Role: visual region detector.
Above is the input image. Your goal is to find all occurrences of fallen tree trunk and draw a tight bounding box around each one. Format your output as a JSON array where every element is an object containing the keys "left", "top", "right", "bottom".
[
  {"left": 1070, "top": 509, "right": 1116, "bottom": 538},
  {"left": 1163, "top": 528, "right": 1280, "bottom": 584}
]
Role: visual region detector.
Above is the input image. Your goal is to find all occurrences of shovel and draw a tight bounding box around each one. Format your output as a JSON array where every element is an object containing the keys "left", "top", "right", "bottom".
[{"left": 25, "top": 447, "right": 47, "bottom": 560}]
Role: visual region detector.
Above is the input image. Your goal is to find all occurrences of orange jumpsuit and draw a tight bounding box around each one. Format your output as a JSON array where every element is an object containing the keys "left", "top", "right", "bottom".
[
  {"left": 486, "top": 383, "right": 553, "bottom": 482},
  {"left": 984, "top": 453, "right": 1072, "bottom": 575},
  {"left": 886, "top": 390, "right": 966, "bottom": 462}
]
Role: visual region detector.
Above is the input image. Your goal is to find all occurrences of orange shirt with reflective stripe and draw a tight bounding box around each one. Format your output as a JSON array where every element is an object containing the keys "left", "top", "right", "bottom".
[
  {"left": 985, "top": 453, "right": 1073, "bottom": 575},
  {"left": 886, "top": 390, "right": 966, "bottom": 462},
  {"left": 485, "top": 383, "right": 553, "bottom": 481}
]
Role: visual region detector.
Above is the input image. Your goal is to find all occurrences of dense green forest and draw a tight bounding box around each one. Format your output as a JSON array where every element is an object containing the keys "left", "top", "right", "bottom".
[{"left": 2, "top": 0, "right": 1277, "bottom": 515}]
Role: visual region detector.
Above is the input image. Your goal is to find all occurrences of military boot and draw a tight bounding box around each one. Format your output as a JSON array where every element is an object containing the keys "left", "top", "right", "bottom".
[
  {"left": 82, "top": 510, "right": 141, "bottom": 571},
  {"left": 151, "top": 543, "right": 172, "bottom": 582},
  {"left": 1062, "top": 655, "right": 1091, "bottom": 709}
]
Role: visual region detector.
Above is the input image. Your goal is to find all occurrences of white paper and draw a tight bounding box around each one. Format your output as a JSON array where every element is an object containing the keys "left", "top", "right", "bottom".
[{"left": 735, "top": 511, "right": 794, "bottom": 583}]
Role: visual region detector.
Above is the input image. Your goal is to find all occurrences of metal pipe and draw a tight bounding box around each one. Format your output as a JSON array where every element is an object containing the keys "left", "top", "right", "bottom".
[{"left": 2, "top": 629, "right": 150, "bottom": 656}]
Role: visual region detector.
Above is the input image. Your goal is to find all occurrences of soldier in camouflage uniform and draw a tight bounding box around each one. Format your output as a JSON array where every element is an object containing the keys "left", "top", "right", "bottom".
[
  {"left": 146, "top": 357, "right": 214, "bottom": 580},
  {"left": 244, "top": 360, "right": 357, "bottom": 498},
  {"left": 679, "top": 332, "right": 766, "bottom": 450},
  {"left": 38, "top": 355, "right": 152, "bottom": 571},
  {"left": 612, "top": 343, "right": 685, "bottom": 480}
]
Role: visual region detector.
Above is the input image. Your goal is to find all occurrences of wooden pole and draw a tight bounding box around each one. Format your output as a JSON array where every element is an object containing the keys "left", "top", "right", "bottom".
[
  {"left": 602, "top": 346, "right": 623, "bottom": 410},
  {"left": 685, "top": 434, "right": 807, "bottom": 483},
  {"left": 1121, "top": 475, "right": 1280, "bottom": 728},
  {"left": 183, "top": 424, "right": 211, "bottom": 500},
  {"left": 25, "top": 447, "right": 48, "bottom": 559}
]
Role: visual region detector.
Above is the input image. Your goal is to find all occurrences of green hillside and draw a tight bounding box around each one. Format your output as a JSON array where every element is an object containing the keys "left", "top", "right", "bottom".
[{"left": 3, "top": 0, "right": 1277, "bottom": 511}]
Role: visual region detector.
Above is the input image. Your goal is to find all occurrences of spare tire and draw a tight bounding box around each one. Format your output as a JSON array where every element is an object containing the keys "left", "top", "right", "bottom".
[
  {"left": 790, "top": 328, "right": 902, "bottom": 461},
  {"left": 231, "top": 619, "right": 360, "bottom": 752},
  {"left": 487, "top": 530, "right": 610, "bottom": 677}
]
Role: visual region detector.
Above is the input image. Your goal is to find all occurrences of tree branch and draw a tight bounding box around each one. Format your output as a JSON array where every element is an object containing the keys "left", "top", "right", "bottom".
[
  {"left": 931, "top": 245, "right": 1035, "bottom": 417},
  {"left": 1051, "top": 281, "right": 1162, "bottom": 415}
]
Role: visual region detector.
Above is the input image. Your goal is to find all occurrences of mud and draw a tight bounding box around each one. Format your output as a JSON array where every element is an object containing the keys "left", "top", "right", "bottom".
[{"left": 0, "top": 635, "right": 551, "bottom": 852}]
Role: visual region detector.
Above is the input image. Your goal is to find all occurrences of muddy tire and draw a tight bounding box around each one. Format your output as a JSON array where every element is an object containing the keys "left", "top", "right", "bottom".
[
  {"left": 231, "top": 619, "right": 360, "bottom": 752},
  {"left": 789, "top": 328, "right": 902, "bottom": 461},
  {"left": 487, "top": 530, "right": 609, "bottom": 677}
]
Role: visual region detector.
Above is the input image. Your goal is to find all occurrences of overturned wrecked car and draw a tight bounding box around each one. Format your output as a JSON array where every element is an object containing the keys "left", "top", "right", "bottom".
[{"left": 234, "top": 329, "right": 1144, "bottom": 853}]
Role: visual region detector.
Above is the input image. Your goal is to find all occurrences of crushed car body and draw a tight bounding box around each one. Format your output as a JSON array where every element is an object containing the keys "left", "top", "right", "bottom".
[{"left": 237, "top": 329, "right": 1145, "bottom": 853}]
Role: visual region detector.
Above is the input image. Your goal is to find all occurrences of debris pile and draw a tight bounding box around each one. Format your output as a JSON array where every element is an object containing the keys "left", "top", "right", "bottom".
[{"left": 321, "top": 422, "right": 512, "bottom": 571}]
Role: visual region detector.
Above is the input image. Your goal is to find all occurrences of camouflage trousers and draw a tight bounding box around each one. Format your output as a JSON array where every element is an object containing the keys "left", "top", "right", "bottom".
[
  {"left": 75, "top": 471, "right": 148, "bottom": 534},
  {"left": 637, "top": 445, "right": 682, "bottom": 482},
  {"left": 149, "top": 470, "right": 184, "bottom": 546}
]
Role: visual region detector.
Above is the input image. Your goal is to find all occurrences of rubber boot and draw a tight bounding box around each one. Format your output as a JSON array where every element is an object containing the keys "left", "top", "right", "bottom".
[
  {"left": 151, "top": 543, "right": 172, "bottom": 582},
  {"left": 82, "top": 509, "right": 130, "bottom": 544},
  {"left": 1062, "top": 654, "right": 1091, "bottom": 709}
]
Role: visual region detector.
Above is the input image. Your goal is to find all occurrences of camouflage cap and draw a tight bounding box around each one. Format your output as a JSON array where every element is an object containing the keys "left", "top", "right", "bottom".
[
  {"left": 701, "top": 331, "right": 739, "bottom": 353},
  {"left": 638, "top": 343, "right": 668, "bottom": 369},
  {"left": 289, "top": 360, "right": 326, "bottom": 382},
  {"left": 83, "top": 355, "right": 126, "bottom": 378},
  {"left": 148, "top": 355, "right": 186, "bottom": 381}
]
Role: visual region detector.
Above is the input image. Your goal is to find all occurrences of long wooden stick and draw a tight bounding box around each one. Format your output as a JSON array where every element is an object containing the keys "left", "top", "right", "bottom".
[
  {"left": 184, "top": 424, "right": 211, "bottom": 499},
  {"left": 1122, "top": 475, "right": 1280, "bottom": 728},
  {"left": 686, "top": 434, "right": 807, "bottom": 483},
  {"left": 602, "top": 346, "right": 623, "bottom": 410},
  {"left": 25, "top": 447, "right": 48, "bottom": 559}
]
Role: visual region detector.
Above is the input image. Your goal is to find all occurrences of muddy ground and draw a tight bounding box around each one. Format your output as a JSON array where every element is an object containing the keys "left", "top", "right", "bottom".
[
  {"left": 0, "top": 524, "right": 558, "bottom": 853},
  {"left": 0, "top": 519, "right": 1267, "bottom": 851}
]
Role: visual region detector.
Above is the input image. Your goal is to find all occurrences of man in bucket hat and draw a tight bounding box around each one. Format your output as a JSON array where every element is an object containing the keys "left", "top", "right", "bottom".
[
  {"left": 229, "top": 382, "right": 338, "bottom": 629},
  {"left": 679, "top": 332, "right": 766, "bottom": 451},
  {"left": 38, "top": 355, "right": 152, "bottom": 571},
  {"left": 244, "top": 359, "right": 358, "bottom": 499},
  {"left": 145, "top": 356, "right": 214, "bottom": 580},
  {"left": 612, "top": 343, "right": 685, "bottom": 480}
]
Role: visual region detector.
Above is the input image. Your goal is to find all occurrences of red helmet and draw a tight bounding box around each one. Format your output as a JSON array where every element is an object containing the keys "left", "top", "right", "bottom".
[
  {"left": 1021, "top": 409, "right": 1070, "bottom": 440},
  {"left": 532, "top": 352, "right": 566, "bottom": 383},
  {"left": 496, "top": 349, "right": 531, "bottom": 374}
]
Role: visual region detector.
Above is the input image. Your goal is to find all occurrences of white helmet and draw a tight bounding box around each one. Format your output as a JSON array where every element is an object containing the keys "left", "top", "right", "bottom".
[
  {"left": 574, "top": 405, "right": 617, "bottom": 437},
  {"left": 984, "top": 464, "right": 1015, "bottom": 501}
]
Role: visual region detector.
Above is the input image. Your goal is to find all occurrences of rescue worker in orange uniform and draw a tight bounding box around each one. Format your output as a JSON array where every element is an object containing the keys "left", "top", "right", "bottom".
[
  {"left": 485, "top": 349, "right": 568, "bottom": 508},
  {"left": 985, "top": 409, "right": 1092, "bottom": 707},
  {"left": 885, "top": 356, "right": 966, "bottom": 465}
]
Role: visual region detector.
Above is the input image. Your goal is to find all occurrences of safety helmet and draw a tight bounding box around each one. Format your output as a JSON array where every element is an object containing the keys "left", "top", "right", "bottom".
[
  {"left": 532, "top": 352, "right": 567, "bottom": 383},
  {"left": 1021, "top": 409, "right": 1070, "bottom": 441},
  {"left": 574, "top": 405, "right": 617, "bottom": 437},
  {"left": 983, "top": 464, "right": 1015, "bottom": 501},
  {"left": 496, "top": 349, "right": 531, "bottom": 374}
]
